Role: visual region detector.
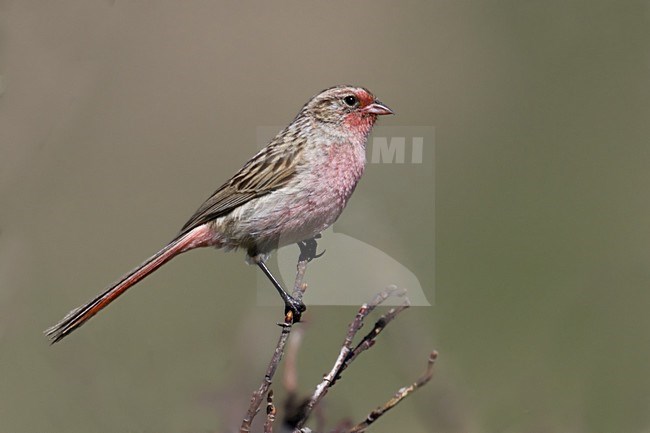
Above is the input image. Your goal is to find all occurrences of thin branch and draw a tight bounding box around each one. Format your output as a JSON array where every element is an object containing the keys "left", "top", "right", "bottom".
[
  {"left": 239, "top": 238, "right": 434, "bottom": 433},
  {"left": 263, "top": 390, "right": 276, "bottom": 433},
  {"left": 239, "top": 253, "right": 310, "bottom": 433},
  {"left": 347, "top": 351, "right": 438, "bottom": 433},
  {"left": 292, "top": 255, "right": 309, "bottom": 299},
  {"left": 240, "top": 312, "right": 295, "bottom": 433},
  {"left": 333, "top": 298, "right": 410, "bottom": 386},
  {"left": 294, "top": 287, "right": 407, "bottom": 430}
]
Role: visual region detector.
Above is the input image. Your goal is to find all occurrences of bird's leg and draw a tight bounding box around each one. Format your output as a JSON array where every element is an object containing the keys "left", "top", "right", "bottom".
[
  {"left": 257, "top": 261, "right": 306, "bottom": 321},
  {"left": 254, "top": 235, "right": 323, "bottom": 322}
]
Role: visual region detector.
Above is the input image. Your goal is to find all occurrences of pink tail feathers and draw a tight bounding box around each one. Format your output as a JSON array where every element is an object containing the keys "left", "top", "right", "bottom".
[{"left": 45, "top": 226, "right": 213, "bottom": 343}]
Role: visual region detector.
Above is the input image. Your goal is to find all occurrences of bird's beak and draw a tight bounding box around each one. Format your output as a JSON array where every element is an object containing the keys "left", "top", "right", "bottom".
[{"left": 363, "top": 100, "right": 394, "bottom": 116}]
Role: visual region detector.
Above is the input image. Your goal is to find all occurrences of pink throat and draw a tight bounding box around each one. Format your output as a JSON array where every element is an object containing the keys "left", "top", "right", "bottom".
[{"left": 343, "top": 112, "right": 377, "bottom": 139}]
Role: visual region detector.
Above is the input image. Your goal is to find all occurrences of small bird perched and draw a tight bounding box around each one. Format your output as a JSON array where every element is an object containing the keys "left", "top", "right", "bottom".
[{"left": 46, "top": 85, "right": 393, "bottom": 343}]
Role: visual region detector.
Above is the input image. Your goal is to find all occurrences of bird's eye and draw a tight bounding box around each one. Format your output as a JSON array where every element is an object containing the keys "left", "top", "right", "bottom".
[{"left": 343, "top": 95, "right": 358, "bottom": 107}]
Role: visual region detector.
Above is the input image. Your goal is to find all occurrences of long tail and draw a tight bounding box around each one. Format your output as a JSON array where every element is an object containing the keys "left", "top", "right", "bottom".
[{"left": 45, "top": 226, "right": 213, "bottom": 344}]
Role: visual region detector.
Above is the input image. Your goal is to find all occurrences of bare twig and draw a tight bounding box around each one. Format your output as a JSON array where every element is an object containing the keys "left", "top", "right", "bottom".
[
  {"left": 263, "top": 390, "right": 276, "bottom": 433},
  {"left": 347, "top": 351, "right": 438, "bottom": 433},
  {"left": 239, "top": 239, "right": 435, "bottom": 433},
  {"left": 240, "top": 261, "right": 310, "bottom": 433},
  {"left": 294, "top": 287, "right": 407, "bottom": 430},
  {"left": 333, "top": 298, "right": 410, "bottom": 386},
  {"left": 240, "top": 312, "right": 295, "bottom": 433},
  {"left": 292, "top": 257, "right": 309, "bottom": 299}
]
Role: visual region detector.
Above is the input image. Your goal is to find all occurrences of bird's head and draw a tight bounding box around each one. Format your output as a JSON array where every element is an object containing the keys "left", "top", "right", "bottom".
[{"left": 301, "top": 85, "right": 393, "bottom": 135}]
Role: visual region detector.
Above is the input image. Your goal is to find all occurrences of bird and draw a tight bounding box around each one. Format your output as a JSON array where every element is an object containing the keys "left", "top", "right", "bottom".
[{"left": 45, "top": 85, "right": 393, "bottom": 343}]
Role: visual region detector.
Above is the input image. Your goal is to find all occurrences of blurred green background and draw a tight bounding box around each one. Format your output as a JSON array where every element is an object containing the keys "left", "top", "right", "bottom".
[{"left": 1, "top": 1, "right": 649, "bottom": 432}]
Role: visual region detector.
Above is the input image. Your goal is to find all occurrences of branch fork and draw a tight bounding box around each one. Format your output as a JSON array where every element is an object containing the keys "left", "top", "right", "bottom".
[{"left": 239, "top": 243, "right": 435, "bottom": 433}]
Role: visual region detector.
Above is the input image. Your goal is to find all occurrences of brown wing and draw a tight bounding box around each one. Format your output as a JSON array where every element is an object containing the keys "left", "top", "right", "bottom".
[{"left": 179, "top": 138, "right": 303, "bottom": 235}]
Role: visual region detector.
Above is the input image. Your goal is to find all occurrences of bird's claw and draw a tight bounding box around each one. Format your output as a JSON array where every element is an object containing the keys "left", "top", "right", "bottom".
[
  {"left": 284, "top": 296, "right": 306, "bottom": 323},
  {"left": 298, "top": 235, "right": 325, "bottom": 262}
]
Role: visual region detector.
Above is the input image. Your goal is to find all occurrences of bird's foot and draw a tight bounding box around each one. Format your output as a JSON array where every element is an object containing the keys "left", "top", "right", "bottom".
[
  {"left": 284, "top": 295, "right": 307, "bottom": 323},
  {"left": 298, "top": 234, "right": 325, "bottom": 262}
]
